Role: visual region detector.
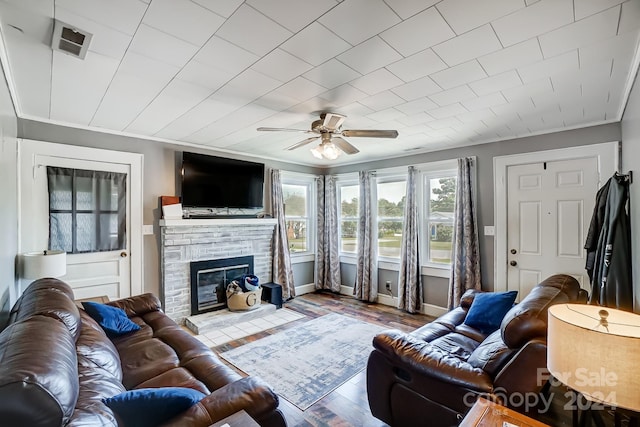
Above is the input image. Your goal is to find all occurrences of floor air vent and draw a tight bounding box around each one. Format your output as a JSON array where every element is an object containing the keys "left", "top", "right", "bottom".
[{"left": 51, "top": 20, "right": 92, "bottom": 59}]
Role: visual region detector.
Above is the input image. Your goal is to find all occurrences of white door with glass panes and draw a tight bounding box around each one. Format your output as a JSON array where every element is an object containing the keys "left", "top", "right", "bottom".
[
  {"left": 506, "top": 158, "right": 598, "bottom": 298},
  {"left": 19, "top": 139, "right": 143, "bottom": 300}
]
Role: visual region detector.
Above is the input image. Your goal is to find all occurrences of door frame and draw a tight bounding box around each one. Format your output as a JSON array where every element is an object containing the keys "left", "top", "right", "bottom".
[
  {"left": 17, "top": 138, "right": 144, "bottom": 298},
  {"left": 493, "top": 141, "right": 619, "bottom": 291}
]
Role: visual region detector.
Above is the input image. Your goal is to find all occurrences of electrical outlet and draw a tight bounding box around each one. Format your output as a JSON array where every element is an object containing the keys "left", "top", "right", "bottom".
[{"left": 385, "top": 280, "right": 391, "bottom": 291}]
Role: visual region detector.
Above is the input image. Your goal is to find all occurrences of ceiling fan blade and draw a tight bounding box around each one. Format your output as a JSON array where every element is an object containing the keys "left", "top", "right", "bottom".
[
  {"left": 286, "top": 136, "right": 320, "bottom": 151},
  {"left": 331, "top": 137, "right": 359, "bottom": 155},
  {"left": 322, "top": 112, "right": 346, "bottom": 130},
  {"left": 342, "top": 129, "right": 399, "bottom": 138},
  {"left": 257, "top": 127, "right": 311, "bottom": 133}
]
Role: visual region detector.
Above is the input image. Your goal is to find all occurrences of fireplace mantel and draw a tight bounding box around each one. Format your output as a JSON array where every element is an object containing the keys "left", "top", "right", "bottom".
[{"left": 160, "top": 218, "right": 277, "bottom": 227}]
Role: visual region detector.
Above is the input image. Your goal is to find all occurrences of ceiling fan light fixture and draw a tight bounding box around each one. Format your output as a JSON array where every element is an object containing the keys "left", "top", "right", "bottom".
[
  {"left": 322, "top": 142, "right": 341, "bottom": 160},
  {"left": 310, "top": 146, "right": 324, "bottom": 159}
]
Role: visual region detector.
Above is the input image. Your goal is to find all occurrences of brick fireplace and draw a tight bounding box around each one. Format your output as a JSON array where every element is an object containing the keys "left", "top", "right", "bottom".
[{"left": 160, "top": 218, "right": 277, "bottom": 323}]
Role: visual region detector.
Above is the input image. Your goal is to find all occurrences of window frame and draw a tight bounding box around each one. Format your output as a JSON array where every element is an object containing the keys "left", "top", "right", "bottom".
[
  {"left": 337, "top": 177, "right": 359, "bottom": 259},
  {"left": 281, "top": 172, "right": 316, "bottom": 263}
]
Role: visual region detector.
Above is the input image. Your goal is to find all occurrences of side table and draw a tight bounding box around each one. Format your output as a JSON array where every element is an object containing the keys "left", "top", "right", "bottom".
[
  {"left": 459, "top": 397, "right": 550, "bottom": 427},
  {"left": 261, "top": 282, "right": 283, "bottom": 308},
  {"left": 210, "top": 410, "right": 260, "bottom": 427}
]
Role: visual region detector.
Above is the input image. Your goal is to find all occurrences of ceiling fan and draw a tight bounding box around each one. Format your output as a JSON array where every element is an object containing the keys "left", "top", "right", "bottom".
[{"left": 257, "top": 112, "right": 398, "bottom": 160}]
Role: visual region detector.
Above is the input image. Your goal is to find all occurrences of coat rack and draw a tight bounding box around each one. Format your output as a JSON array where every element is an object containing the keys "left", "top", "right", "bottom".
[{"left": 615, "top": 170, "right": 633, "bottom": 184}]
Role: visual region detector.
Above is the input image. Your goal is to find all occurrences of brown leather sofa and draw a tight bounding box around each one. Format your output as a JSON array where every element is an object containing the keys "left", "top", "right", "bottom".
[
  {"left": 367, "top": 274, "right": 587, "bottom": 427},
  {"left": 0, "top": 278, "right": 287, "bottom": 427}
]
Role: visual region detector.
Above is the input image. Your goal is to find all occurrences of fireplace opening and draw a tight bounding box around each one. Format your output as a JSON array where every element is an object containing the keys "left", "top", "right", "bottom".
[{"left": 190, "top": 256, "right": 254, "bottom": 315}]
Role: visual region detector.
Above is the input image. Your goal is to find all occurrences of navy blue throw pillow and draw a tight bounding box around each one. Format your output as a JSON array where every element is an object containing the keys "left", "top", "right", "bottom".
[
  {"left": 103, "top": 387, "right": 206, "bottom": 427},
  {"left": 464, "top": 291, "right": 518, "bottom": 334},
  {"left": 82, "top": 301, "right": 141, "bottom": 337}
]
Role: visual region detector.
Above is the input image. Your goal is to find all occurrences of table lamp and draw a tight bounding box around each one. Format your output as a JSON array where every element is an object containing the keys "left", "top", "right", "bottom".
[
  {"left": 21, "top": 250, "right": 67, "bottom": 279},
  {"left": 547, "top": 304, "right": 640, "bottom": 412}
]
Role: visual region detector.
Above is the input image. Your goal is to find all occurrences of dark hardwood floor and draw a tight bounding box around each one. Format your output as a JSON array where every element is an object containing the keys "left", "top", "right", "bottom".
[{"left": 212, "top": 292, "right": 622, "bottom": 427}]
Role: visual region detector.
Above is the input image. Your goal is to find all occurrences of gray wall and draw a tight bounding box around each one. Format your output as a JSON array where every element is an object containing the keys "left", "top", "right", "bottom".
[
  {"left": 621, "top": 70, "right": 640, "bottom": 312},
  {"left": 0, "top": 62, "right": 18, "bottom": 324},
  {"left": 327, "top": 122, "right": 622, "bottom": 294},
  {"left": 292, "top": 261, "right": 314, "bottom": 288},
  {"left": 18, "top": 119, "right": 320, "bottom": 298}
]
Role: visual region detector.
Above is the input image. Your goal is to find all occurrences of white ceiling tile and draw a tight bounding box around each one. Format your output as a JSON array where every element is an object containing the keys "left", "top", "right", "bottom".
[
  {"left": 50, "top": 51, "right": 119, "bottom": 125},
  {"left": 538, "top": 6, "right": 620, "bottom": 58},
  {"left": 433, "top": 25, "right": 502, "bottom": 66},
  {"left": 574, "top": 0, "right": 625, "bottom": 20},
  {"left": 275, "top": 77, "right": 327, "bottom": 101},
  {"left": 349, "top": 68, "right": 404, "bottom": 95},
  {"left": 215, "top": 69, "right": 283, "bottom": 106},
  {"left": 155, "top": 97, "right": 238, "bottom": 140},
  {"left": 319, "top": 0, "right": 400, "bottom": 45},
  {"left": 469, "top": 70, "right": 522, "bottom": 95},
  {"left": 303, "top": 59, "right": 362, "bottom": 90},
  {"left": 177, "top": 60, "right": 233, "bottom": 91},
  {"left": 395, "top": 97, "right": 440, "bottom": 115},
  {"left": 501, "top": 77, "right": 553, "bottom": 102},
  {"left": 477, "top": 38, "right": 543, "bottom": 75},
  {"left": 143, "top": 0, "right": 224, "bottom": 46},
  {"left": 339, "top": 102, "right": 375, "bottom": 117},
  {"left": 436, "top": 0, "right": 525, "bottom": 34},
  {"left": 385, "top": 49, "right": 448, "bottom": 82},
  {"left": 579, "top": 32, "right": 639, "bottom": 68},
  {"left": 215, "top": 3, "right": 292, "bottom": 56},
  {"left": 55, "top": 7, "right": 131, "bottom": 60},
  {"left": 380, "top": 7, "right": 455, "bottom": 56},
  {"left": 525, "top": 0, "right": 541, "bottom": 4},
  {"left": 397, "top": 112, "right": 434, "bottom": 126},
  {"left": 619, "top": 0, "right": 640, "bottom": 34},
  {"left": 518, "top": 50, "right": 579, "bottom": 83},
  {"left": 427, "top": 117, "right": 462, "bottom": 129},
  {"left": 492, "top": 98, "right": 536, "bottom": 116},
  {"left": 55, "top": 0, "right": 147, "bottom": 35},
  {"left": 429, "top": 85, "right": 477, "bottom": 106},
  {"left": 456, "top": 108, "right": 497, "bottom": 123},
  {"left": 367, "top": 108, "right": 406, "bottom": 123},
  {"left": 188, "top": 104, "right": 275, "bottom": 144},
  {"left": 248, "top": 0, "right": 338, "bottom": 33},
  {"left": 359, "top": 90, "right": 406, "bottom": 110},
  {"left": 461, "top": 92, "right": 507, "bottom": 111},
  {"left": 191, "top": 0, "right": 243, "bottom": 18},
  {"left": 391, "top": 76, "right": 442, "bottom": 101},
  {"left": 280, "top": 22, "right": 352, "bottom": 66},
  {"left": 129, "top": 24, "right": 198, "bottom": 68},
  {"left": 0, "top": 1, "right": 53, "bottom": 45},
  {"left": 337, "top": 37, "right": 403, "bottom": 75},
  {"left": 384, "top": 0, "right": 439, "bottom": 19},
  {"left": 427, "top": 103, "right": 468, "bottom": 119},
  {"left": 251, "top": 49, "right": 313, "bottom": 83},
  {"left": 126, "top": 79, "right": 212, "bottom": 135},
  {"left": 318, "top": 84, "right": 369, "bottom": 108},
  {"left": 429, "top": 60, "right": 487, "bottom": 89},
  {"left": 254, "top": 91, "right": 300, "bottom": 111},
  {"left": 492, "top": 0, "right": 574, "bottom": 47},
  {"left": 194, "top": 36, "right": 259, "bottom": 75}
]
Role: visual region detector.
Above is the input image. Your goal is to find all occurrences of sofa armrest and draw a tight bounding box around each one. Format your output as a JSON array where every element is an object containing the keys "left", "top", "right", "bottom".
[
  {"left": 373, "top": 330, "right": 492, "bottom": 393},
  {"left": 158, "top": 376, "right": 282, "bottom": 427},
  {"left": 107, "top": 293, "right": 161, "bottom": 317},
  {"left": 493, "top": 338, "right": 547, "bottom": 401}
]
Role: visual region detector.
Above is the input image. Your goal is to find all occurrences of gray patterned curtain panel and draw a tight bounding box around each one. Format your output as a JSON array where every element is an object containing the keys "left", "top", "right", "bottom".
[
  {"left": 271, "top": 169, "right": 296, "bottom": 299},
  {"left": 398, "top": 166, "right": 422, "bottom": 313},
  {"left": 315, "top": 175, "right": 341, "bottom": 292},
  {"left": 47, "top": 166, "right": 126, "bottom": 254},
  {"left": 353, "top": 171, "right": 378, "bottom": 302},
  {"left": 448, "top": 157, "right": 481, "bottom": 309}
]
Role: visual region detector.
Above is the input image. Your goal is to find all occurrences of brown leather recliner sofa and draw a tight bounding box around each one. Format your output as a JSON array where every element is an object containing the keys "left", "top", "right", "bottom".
[
  {"left": 367, "top": 274, "right": 587, "bottom": 427},
  {"left": 0, "top": 278, "right": 287, "bottom": 427}
]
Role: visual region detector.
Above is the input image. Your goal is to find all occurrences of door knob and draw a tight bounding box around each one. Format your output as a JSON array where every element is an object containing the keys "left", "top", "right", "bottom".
[
  {"left": 510, "top": 260, "right": 517, "bottom": 266},
  {"left": 510, "top": 249, "right": 517, "bottom": 254},
  {"left": 120, "top": 251, "right": 128, "bottom": 258}
]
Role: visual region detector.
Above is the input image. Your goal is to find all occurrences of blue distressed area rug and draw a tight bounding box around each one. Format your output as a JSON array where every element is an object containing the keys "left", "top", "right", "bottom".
[{"left": 219, "top": 312, "right": 383, "bottom": 410}]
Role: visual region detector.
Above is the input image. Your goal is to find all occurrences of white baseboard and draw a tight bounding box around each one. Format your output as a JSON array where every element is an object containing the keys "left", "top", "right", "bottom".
[{"left": 295, "top": 283, "right": 316, "bottom": 295}]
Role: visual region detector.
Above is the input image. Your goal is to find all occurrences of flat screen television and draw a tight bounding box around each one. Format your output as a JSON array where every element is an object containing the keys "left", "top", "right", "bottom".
[{"left": 181, "top": 152, "right": 264, "bottom": 209}]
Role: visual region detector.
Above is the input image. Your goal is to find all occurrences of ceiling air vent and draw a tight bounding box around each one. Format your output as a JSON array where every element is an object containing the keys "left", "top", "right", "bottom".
[{"left": 51, "top": 20, "right": 92, "bottom": 59}]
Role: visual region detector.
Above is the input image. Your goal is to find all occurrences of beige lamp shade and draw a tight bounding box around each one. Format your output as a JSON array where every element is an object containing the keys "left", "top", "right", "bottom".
[
  {"left": 22, "top": 250, "right": 67, "bottom": 279},
  {"left": 548, "top": 304, "right": 640, "bottom": 412}
]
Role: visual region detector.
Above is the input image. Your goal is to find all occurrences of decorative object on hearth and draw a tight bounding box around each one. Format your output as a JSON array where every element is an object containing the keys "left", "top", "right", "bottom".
[
  {"left": 548, "top": 303, "right": 640, "bottom": 421},
  {"left": 226, "top": 279, "right": 262, "bottom": 312},
  {"left": 257, "top": 112, "right": 398, "bottom": 160},
  {"left": 21, "top": 250, "right": 67, "bottom": 279}
]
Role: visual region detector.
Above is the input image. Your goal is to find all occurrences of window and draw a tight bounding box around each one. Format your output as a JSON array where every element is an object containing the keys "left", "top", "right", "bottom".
[
  {"left": 377, "top": 179, "right": 406, "bottom": 259},
  {"left": 424, "top": 173, "right": 457, "bottom": 265},
  {"left": 338, "top": 183, "right": 358, "bottom": 254},
  {"left": 281, "top": 177, "right": 314, "bottom": 254},
  {"left": 47, "top": 166, "right": 126, "bottom": 254}
]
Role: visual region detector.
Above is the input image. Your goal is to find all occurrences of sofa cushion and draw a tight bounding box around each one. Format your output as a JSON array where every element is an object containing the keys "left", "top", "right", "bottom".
[
  {"left": 464, "top": 291, "right": 518, "bottom": 334},
  {"left": 82, "top": 302, "right": 141, "bottom": 337},
  {"left": 77, "top": 310, "right": 123, "bottom": 381},
  {"left": 104, "top": 387, "right": 205, "bottom": 427},
  {"left": 467, "top": 330, "right": 515, "bottom": 377}
]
